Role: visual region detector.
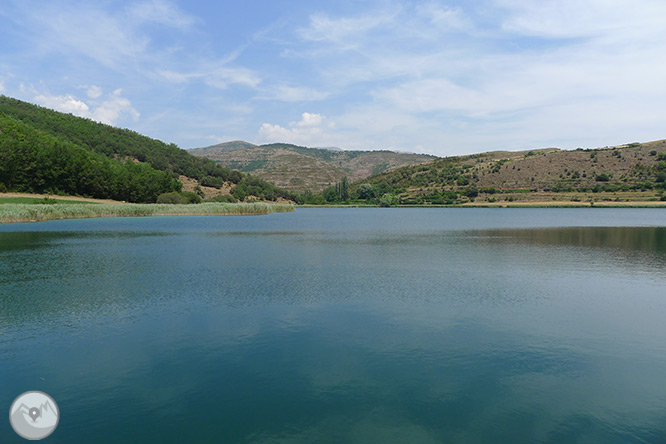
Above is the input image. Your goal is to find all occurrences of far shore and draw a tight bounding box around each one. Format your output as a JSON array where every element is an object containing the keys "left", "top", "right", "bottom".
[{"left": 300, "top": 201, "right": 666, "bottom": 208}]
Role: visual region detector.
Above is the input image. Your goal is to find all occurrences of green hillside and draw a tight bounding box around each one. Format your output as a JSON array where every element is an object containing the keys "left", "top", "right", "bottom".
[
  {"left": 0, "top": 96, "right": 293, "bottom": 203},
  {"left": 350, "top": 142, "right": 666, "bottom": 205}
]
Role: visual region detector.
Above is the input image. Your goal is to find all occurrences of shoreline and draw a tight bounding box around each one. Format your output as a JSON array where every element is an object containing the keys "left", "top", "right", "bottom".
[
  {"left": 299, "top": 201, "right": 666, "bottom": 208},
  {"left": 0, "top": 202, "right": 294, "bottom": 224}
]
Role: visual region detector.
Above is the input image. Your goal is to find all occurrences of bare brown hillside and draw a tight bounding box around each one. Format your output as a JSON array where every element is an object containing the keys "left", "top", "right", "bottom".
[{"left": 189, "top": 142, "right": 435, "bottom": 192}]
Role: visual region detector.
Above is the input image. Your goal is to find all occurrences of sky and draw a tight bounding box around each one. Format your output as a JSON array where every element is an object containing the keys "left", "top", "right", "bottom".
[{"left": 1, "top": 0, "right": 666, "bottom": 156}]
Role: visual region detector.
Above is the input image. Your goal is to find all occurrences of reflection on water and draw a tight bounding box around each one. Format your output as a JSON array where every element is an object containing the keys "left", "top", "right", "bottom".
[
  {"left": 478, "top": 226, "right": 666, "bottom": 253},
  {"left": 1, "top": 209, "right": 666, "bottom": 444}
]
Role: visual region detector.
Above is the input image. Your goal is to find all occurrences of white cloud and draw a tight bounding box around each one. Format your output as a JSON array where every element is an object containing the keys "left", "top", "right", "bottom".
[
  {"left": 294, "top": 112, "right": 324, "bottom": 127},
  {"left": 32, "top": 88, "right": 139, "bottom": 126},
  {"left": 496, "top": 0, "right": 666, "bottom": 39},
  {"left": 34, "top": 93, "right": 91, "bottom": 116},
  {"left": 259, "top": 113, "right": 331, "bottom": 146},
  {"left": 92, "top": 90, "right": 140, "bottom": 125},
  {"left": 86, "top": 85, "right": 103, "bottom": 99},
  {"left": 0, "top": 80, "right": 5, "bottom": 93}
]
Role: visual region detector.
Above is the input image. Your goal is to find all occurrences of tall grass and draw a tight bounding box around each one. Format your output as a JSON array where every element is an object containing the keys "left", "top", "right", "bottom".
[{"left": 0, "top": 202, "right": 294, "bottom": 223}]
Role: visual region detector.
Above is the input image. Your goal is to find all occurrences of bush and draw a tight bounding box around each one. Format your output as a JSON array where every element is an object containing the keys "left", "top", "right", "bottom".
[
  {"left": 464, "top": 186, "right": 479, "bottom": 198},
  {"left": 156, "top": 192, "right": 188, "bottom": 204},
  {"left": 456, "top": 175, "right": 469, "bottom": 186},
  {"left": 156, "top": 191, "right": 201, "bottom": 204},
  {"left": 180, "top": 191, "right": 202, "bottom": 204}
]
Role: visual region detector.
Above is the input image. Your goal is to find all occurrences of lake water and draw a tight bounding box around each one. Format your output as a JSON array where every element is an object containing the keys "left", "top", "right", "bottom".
[{"left": 1, "top": 208, "right": 666, "bottom": 443}]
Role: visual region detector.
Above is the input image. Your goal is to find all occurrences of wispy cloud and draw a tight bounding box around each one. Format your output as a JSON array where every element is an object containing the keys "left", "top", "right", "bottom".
[
  {"left": 298, "top": 10, "right": 398, "bottom": 46},
  {"left": 2, "top": 0, "right": 666, "bottom": 154},
  {"left": 158, "top": 65, "right": 261, "bottom": 89},
  {"left": 275, "top": 0, "right": 666, "bottom": 152},
  {"left": 85, "top": 85, "right": 103, "bottom": 99},
  {"left": 5, "top": 0, "right": 196, "bottom": 71},
  {"left": 127, "top": 0, "right": 197, "bottom": 30},
  {"left": 257, "top": 85, "right": 330, "bottom": 102}
]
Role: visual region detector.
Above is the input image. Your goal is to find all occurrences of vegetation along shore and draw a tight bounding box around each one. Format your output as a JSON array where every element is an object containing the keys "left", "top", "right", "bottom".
[{"left": 0, "top": 202, "right": 294, "bottom": 224}]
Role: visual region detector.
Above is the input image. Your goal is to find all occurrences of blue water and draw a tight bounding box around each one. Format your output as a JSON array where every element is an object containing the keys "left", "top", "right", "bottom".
[{"left": 1, "top": 208, "right": 666, "bottom": 443}]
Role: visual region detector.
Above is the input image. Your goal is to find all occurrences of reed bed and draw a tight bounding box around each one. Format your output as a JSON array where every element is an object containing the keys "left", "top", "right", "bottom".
[{"left": 0, "top": 202, "right": 294, "bottom": 223}]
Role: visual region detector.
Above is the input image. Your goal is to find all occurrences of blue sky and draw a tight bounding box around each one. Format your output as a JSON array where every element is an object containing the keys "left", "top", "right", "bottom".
[{"left": 1, "top": 0, "right": 666, "bottom": 156}]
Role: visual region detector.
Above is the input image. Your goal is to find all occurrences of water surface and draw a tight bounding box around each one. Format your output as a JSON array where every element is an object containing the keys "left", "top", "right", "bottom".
[{"left": 1, "top": 208, "right": 666, "bottom": 443}]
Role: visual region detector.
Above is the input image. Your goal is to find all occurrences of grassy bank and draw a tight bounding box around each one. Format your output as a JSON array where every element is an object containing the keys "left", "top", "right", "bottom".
[{"left": 0, "top": 202, "right": 294, "bottom": 223}]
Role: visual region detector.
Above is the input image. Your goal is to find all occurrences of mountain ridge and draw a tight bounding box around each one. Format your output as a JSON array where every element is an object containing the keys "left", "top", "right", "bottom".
[{"left": 189, "top": 141, "right": 436, "bottom": 192}]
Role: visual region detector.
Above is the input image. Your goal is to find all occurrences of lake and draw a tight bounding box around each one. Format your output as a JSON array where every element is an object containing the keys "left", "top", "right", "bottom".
[{"left": 1, "top": 208, "right": 666, "bottom": 443}]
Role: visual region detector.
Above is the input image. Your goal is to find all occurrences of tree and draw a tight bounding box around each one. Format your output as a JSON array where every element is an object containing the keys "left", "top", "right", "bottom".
[
  {"left": 357, "top": 183, "right": 378, "bottom": 200},
  {"left": 379, "top": 193, "right": 397, "bottom": 207},
  {"left": 464, "top": 186, "right": 478, "bottom": 199}
]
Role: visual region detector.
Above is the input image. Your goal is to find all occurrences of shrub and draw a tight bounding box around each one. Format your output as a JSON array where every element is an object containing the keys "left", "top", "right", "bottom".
[
  {"left": 180, "top": 191, "right": 202, "bottom": 204},
  {"left": 464, "top": 186, "right": 479, "bottom": 198},
  {"left": 156, "top": 191, "right": 201, "bottom": 204},
  {"left": 156, "top": 192, "right": 188, "bottom": 204}
]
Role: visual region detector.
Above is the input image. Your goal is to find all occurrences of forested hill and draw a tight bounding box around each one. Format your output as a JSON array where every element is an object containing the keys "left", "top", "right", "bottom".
[{"left": 0, "top": 96, "right": 292, "bottom": 202}]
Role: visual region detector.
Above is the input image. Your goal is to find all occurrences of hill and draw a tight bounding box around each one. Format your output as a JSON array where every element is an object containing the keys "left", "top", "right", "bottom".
[
  {"left": 0, "top": 96, "right": 293, "bottom": 203},
  {"left": 352, "top": 141, "right": 666, "bottom": 205},
  {"left": 189, "top": 142, "right": 436, "bottom": 192}
]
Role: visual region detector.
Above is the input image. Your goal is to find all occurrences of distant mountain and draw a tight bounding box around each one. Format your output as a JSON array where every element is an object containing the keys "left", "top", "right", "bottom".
[{"left": 189, "top": 142, "right": 436, "bottom": 192}]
